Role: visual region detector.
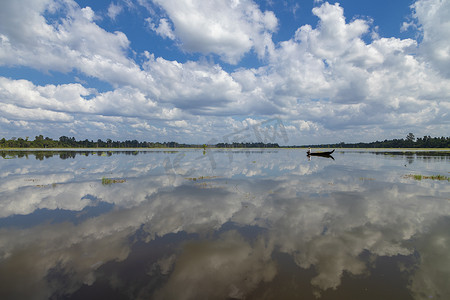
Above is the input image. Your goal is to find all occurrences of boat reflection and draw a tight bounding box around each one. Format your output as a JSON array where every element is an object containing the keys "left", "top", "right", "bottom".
[
  {"left": 307, "top": 153, "right": 335, "bottom": 160},
  {"left": 307, "top": 149, "right": 335, "bottom": 160}
]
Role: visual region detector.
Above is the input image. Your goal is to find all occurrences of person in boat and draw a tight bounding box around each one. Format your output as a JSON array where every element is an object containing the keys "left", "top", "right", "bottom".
[{"left": 307, "top": 147, "right": 311, "bottom": 155}]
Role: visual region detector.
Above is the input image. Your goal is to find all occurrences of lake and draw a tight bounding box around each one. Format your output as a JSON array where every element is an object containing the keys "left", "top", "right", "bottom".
[{"left": 0, "top": 148, "right": 449, "bottom": 300}]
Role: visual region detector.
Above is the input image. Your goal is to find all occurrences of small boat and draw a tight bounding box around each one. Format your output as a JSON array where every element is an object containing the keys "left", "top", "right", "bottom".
[{"left": 307, "top": 149, "right": 335, "bottom": 156}]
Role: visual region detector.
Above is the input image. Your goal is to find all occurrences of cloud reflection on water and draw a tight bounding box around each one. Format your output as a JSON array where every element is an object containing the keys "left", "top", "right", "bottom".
[{"left": 0, "top": 149, "right": 449, "bottom": 299}]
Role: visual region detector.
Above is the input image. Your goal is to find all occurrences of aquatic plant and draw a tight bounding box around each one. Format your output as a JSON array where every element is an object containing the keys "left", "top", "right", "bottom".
[
  {"left": 404, "top": 174, "right": 449, "bottom": 181},
  {"left": 102, "top": 177, "right": 126, "bottom": 185},
  {"left": 184, "top": 176, "right": 219, "bottom": 181}
]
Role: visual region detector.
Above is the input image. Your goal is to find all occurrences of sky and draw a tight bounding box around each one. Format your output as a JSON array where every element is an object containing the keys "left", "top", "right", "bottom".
[{"left": 0, "top": 0, "right": 449, "bottom": 145}]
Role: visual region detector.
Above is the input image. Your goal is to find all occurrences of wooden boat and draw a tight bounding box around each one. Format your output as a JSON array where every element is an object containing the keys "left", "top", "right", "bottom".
[{"left": 307, "top": 149, "right": 335, "bottom": 156}]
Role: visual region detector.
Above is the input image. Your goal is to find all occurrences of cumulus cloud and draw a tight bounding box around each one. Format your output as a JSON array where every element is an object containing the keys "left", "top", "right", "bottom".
[
  {"left": 0, "top": 103, "right": 73, "bottom": 122},
  {"left": 0, "top": 0, "right": 449, "bottom": 143},
  {"left": 412, "top": 0, "right": 450, "bottom": 77},
  {"left": 142, "top": 56, "right": 243, "bottom": 112},
  {"left": 145, "top": 0, "right": 277, "bottom": 64},
  {"left": 0, "top": 0, "right": 134, "bottom": 76},
  {"left": 254, "top": 1, "right": 450, "bottom": 137}
]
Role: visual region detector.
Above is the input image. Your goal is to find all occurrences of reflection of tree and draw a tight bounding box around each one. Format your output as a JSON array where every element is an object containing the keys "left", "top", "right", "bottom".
[
  {"left": 406, "top": 155, "right": 415, "bottom": 164},
  {"left": 59, "top": 152, "right": 77, "bottom": 160},
  {"left": 0, "top": 150, "right": 162, "bottom": 160},
  {"left": 35, "top": 152, "right": 45, "bottom": 160}
]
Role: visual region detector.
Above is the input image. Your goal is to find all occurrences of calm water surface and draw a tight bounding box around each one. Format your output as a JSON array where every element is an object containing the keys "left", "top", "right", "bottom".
[{"left": 0, "top": 149, "right": 449, "bottom": 300}]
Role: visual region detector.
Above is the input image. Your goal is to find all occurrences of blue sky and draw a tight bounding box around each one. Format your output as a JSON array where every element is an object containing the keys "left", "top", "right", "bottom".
[{"left": 0, "top": 0, "right": 449, "bottom": 145}]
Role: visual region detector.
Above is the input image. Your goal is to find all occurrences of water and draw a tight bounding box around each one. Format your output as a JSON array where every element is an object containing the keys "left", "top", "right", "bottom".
[{"left": 0, "top": 149, "right": 449, "bottom": 300}]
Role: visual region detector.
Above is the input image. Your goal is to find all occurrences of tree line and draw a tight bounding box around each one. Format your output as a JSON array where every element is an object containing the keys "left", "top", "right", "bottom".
[
  {"left": 0, "top": 135, "right": 282, "bottom": 148},
  {"left": 0, "top": 133, "right": 449, "bottom": 148},
  {"left": 0, "top": 135, "right": 196, "bottom": 148},
  {"left": 302, "top": 134, "right": 449, "bottom": 149}
]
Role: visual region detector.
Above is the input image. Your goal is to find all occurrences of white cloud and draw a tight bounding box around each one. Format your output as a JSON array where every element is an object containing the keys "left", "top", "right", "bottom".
[
  {"left": 0, "top": 103, "right": 73, "bottom": 122},
  {"left": 303, "top": 3, "right": 370, "bottom": 60},
  {"left": 400, "top": 21, "right": 416, "bottom": 32},
  {"left": 0, "top": 76, "right": 187, "bottom": 123},
  {"left": 142, "top": 57, "right": 242, "bottom": 112},
  {"left": 147, "top": 0, "right": 277, "bottom": 64},
  {"left": 293, "top": 120, "right": 319, "bottom": 132},
  {"left": 146, "top": 17, "right": 175, "bottom": 40},
  {"left": 0, "top": 77, "right": 94, "bottom": 113},
  {"left": 0, "top": 0, "right": 135, "bottom": 78},
  {"left": 107, "top": 2, "right": 123, "bottom": 20},
  {"left": 0, "top": 0, "right": 449, "bottom": 143},
  {"left": 254, "top": 2, "right": 450, "bottom": 137},
  {"left": 412, "top": 0, "right": 450, "bottom": 77},
  {"left": 90, "top": 87, "right": 158, "bottom": 117}
]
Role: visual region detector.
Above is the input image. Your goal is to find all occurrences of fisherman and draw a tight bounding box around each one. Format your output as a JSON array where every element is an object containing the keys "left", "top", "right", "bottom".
[{"left": 307, "top": 147, "right": 311, "bottom": 155}]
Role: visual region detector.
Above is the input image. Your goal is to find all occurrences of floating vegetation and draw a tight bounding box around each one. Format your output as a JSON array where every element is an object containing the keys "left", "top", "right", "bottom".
[
  {"left": 404, "top": 174, "right": 449, "bottom": 181},
  {"left": 102, "top": 177, "right": 126, "bottom": 185},
  {"left": 194, "top": 182, "right": 214, "bottom": 189},
  {"left": 184, "top": 176, "right": 222, "bottom": 189},
  {"left": 184, "top": 176, "right": 219, "bottom": 181},
  {"left": 34, "top": 184, "right": 56, "bottom": 188},
  {"left": 25, "top": 178, "right": 39, "bottom": 182},
  {"left": 28, "top": 181, "right": 58, "bottom": 188},
  {"left": 359, "top": 177, "right": 375, "bottom": 181}
]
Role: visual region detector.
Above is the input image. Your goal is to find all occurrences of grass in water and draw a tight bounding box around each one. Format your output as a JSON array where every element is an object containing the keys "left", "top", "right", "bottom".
[
  {"left": 404, "top": 174, "right": 449, "bottom": 181},
  {"left": 102, "top": 177, "right": 126, "bottom": 185},
  {"left": 184, "top": 176, "right": 219, "bottom": 181}
]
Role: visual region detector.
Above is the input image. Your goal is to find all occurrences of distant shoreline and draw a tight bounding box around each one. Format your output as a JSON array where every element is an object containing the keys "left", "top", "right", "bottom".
[
  {"left": 1, "top": 134, "right": 449, "bottom": 149},
  {"left": 1, "top": 147, "right": 449, "bottom": 151}
]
